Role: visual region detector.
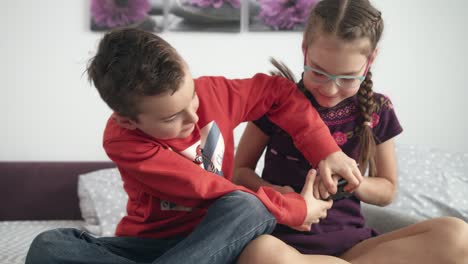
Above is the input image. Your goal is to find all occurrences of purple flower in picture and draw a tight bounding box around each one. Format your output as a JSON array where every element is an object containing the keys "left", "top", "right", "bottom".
[
  {"left": 258, "top": 0, "right": 318, "bottom": 30},
  {"left": 91, "top": 0, "right": 151, "bottom": 28},
  {"left": 190, "top": 0, "right": 241, "bottom": 9}
]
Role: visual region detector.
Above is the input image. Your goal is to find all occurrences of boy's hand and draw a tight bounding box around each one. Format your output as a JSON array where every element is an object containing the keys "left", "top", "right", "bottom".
[
  {"left": 317, "top": 151, "right": 362, "bottom": 195},
  {"left": 291, "top": 169, "right": 333, "bottom": 232}
]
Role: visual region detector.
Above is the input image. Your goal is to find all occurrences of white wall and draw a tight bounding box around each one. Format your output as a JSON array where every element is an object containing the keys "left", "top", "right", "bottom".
[{"left": 1, "top": 0, "right": 467, "bottom": 161}]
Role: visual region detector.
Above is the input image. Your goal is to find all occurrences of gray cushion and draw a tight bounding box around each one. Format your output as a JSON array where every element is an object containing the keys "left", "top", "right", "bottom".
[
  {"left": 361, "top": 203, "right": 420, "bottom": 234},
  {"left": 78, "top": 168, "right": 127, "bottom": 237},
  {"left": 384, "top": 144, "right": 468, "bottom": 222}
]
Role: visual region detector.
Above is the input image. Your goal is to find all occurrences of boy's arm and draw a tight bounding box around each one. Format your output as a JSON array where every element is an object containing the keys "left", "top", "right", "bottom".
[
  {"left": 105, "top": 136, "right": 307, "bottom": 227},
  {"left": 205, "top": 74, "right": 362, "bottom": 192},
  {"left": 206, "top": 74, "right": 339, "bottom": 166}
]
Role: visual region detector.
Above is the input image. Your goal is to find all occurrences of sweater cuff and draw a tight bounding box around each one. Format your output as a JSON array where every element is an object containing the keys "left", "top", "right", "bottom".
[
  {"left": 256, "top": 186, "right": 307, "bottom": 227},
  {"left": 279, "top": 192, "right": 307, "bottom": 226}
]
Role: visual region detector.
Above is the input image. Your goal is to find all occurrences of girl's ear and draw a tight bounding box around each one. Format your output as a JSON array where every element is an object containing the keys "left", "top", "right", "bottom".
[
  {"left": 369, "top": 48, "right": 379, "bottom": 66},
  {"left": 302, "top": 32, "right": 309, "bottom": 65},
  {"left": 112, "top": 114, "right": 138, "bottom": 130},
  {"left": 301, "top": 32, "right": 307, "bottom": 56}
]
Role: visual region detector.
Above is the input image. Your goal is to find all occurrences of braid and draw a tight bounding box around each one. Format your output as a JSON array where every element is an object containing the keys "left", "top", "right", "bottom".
[
  {"left": 301, "top": 0, "right": 385, "bottom": 175},
  {"left": 357, "top": 70, "right": 377, "bottom": 176},
  {"left": 269, "top": 57, "right": 297, "bottom": 83},
  {"left": 358, "top": 8, "right": 383, "bottom": 49},
  {"left": 306, "top": 0, "right": 384, "bottom": 52}
]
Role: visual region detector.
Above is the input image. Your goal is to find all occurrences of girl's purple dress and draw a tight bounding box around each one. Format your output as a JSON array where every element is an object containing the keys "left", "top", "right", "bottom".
[{"left": 253, "top": 82, "right": 403, "bottom": 256}]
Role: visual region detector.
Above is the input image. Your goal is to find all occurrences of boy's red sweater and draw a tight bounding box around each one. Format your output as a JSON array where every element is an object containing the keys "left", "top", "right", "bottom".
[{"left": 104, "top": 74, "right": 339, "bottom": 238}]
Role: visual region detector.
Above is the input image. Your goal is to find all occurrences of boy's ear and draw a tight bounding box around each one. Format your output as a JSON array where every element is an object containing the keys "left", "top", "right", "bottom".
[{"left": 112, "top": 114, "right": 138, "bottom": 130}]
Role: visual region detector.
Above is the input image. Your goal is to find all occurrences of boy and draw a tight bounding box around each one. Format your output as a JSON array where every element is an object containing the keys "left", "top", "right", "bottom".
[{"left": 26, "top": 28, "right": 362, "bottom": 264}]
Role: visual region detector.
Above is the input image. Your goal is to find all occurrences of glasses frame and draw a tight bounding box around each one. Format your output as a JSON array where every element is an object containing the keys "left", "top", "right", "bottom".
[
  {"left": 303, "top": 64, "right": 368, "bottom": 89},
  {"left": 303, "top": 47, "right": 371, "bottom": 89}
]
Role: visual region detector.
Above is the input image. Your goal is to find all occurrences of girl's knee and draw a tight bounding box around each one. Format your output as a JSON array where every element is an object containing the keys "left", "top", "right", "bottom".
[
  {"left": 238, "top": 235, "right": 294, "bottom": 264},
  {"left": 251, "top": 234, "right": 289, "bottom": 251},
  {"left": 431, "top": 217, "right": 468, "bottom": 261},
  {"left": 445, "top": 217, "right": 468, "bottom": 259},
  {"left": 432, "top": 217, "right": 467, "bottom": 238}
]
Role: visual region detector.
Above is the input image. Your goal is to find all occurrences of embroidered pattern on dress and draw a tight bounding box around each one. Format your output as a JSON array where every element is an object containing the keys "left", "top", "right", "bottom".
[
  {"left": 324, "top": 114, "right": 359, "bottom": 126},
  {"left": 320, "top": 104, "right": 359, "bottom": 126},
  {"left": 272, "top": 93, "right": 392, "bottom": 150},
  {"left": 326, "top": 94, "right": 391, "bottom": 144},
  {"left": 332, "top": 131, "right": 348, "bottom": 146}
]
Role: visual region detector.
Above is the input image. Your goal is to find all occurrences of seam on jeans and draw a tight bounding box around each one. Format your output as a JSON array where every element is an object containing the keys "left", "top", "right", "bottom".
[
  {"left": 208, "top": 217, "right": 276, "bottom": 261},
  {"left": 79, "top": 230, "right": 87, "bottom": 239}
]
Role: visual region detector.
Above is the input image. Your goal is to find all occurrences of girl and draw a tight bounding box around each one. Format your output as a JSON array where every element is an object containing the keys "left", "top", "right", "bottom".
[{"left": 234, "top": 0, "right": 468, "bottom": 263}]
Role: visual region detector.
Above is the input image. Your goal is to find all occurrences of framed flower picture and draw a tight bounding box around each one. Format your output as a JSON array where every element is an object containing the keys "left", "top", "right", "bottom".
[
  {"left": 165, "top": 0, "right": 242, "bottom": 32},
  {"left": 248, "top": 0, "right": 318, "bottom": 31},
  {"left": 90, "top": 0, "right": 318, "bottom": 33},
  {"left": 90, "top": 0, "right": 165, "bottom": 32}
]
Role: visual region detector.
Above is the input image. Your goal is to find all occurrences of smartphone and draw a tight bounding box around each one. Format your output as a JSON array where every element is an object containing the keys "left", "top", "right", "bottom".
[{"left": 325, "top": 178, "right": 352, "bottom": 201}]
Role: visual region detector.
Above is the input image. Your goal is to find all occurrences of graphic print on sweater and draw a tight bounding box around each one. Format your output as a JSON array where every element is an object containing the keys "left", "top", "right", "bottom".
[
  {"left": 199, "top": 121, "right": 224, "bottom": 176},
  {"left": 161, "top": 121, "right": 225, "bottom": 211}
]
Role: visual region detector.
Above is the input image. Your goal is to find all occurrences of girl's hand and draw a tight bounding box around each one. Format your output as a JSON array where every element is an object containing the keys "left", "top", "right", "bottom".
[
  {"left": 317, "top": 151, "right": 363, "bottom": 194},
  {"left": 291, "top": 169, "right": 333, "bottom": 232},
  {"left": 272, "top": 185, "right": 295, "bottom": 194},
  {"left": 313, "top": 174, "right": 340, "bottom": 200}
]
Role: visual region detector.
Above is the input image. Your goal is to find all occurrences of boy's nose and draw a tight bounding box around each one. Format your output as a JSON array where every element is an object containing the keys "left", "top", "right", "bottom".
[{"left": 186, "top": 110, "right": 199, "bottom": 124}]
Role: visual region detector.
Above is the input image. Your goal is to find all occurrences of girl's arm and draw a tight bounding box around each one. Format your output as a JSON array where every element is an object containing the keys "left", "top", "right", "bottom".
[
  {"left": 234, "top": 122, "right": 332, "bottom": 230},
  {"left": 354, "top": 138, "right": 398, "bottom": 206},
  {"left": 233, "top": 122, "right": 293, "bottom": 193}
]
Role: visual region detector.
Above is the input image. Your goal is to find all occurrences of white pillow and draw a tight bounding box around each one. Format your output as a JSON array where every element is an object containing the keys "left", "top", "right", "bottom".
[{"left": 78, "top": 168, "right": 127, "bottom": 237}]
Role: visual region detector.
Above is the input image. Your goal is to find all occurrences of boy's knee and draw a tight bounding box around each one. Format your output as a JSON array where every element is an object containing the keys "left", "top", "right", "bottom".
[
  {"left": 227, "top": 191, "right": 271, "bottom": 214},
  {"left": 221, "top": 191, "right": 276, "bottom": 226},
  {"left": 227, "top": 191, "right": 263, "bottom": 208},
  {"left": 30, "top": 229, "right": 60, "bottom": 248},
  {"left": 26, "top": 228, "right": 78, "bottom": 264},
  {"left": 26, "top": 230, "right": 54, "bottom": 263},
  {"left": 34, "top": 228, "right": 77, "bottom": 243}
]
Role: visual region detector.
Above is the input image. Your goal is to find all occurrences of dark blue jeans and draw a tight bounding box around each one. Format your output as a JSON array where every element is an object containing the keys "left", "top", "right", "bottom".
[{"left": 25, "top": 191, "right": 277, "bottom": 264}]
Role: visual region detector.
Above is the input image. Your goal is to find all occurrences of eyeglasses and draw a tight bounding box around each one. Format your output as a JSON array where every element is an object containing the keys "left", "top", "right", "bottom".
[{"left": 303, "top": 65, "right": 367, "bottom": 89}]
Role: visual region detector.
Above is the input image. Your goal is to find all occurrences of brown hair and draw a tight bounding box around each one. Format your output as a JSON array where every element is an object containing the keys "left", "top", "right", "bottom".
[
  {"left": 87, "top": 28, "right": 185, "bottom": 121},
  {"left": 272, "top": 0, "right": 384, "bottom": 176}
]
